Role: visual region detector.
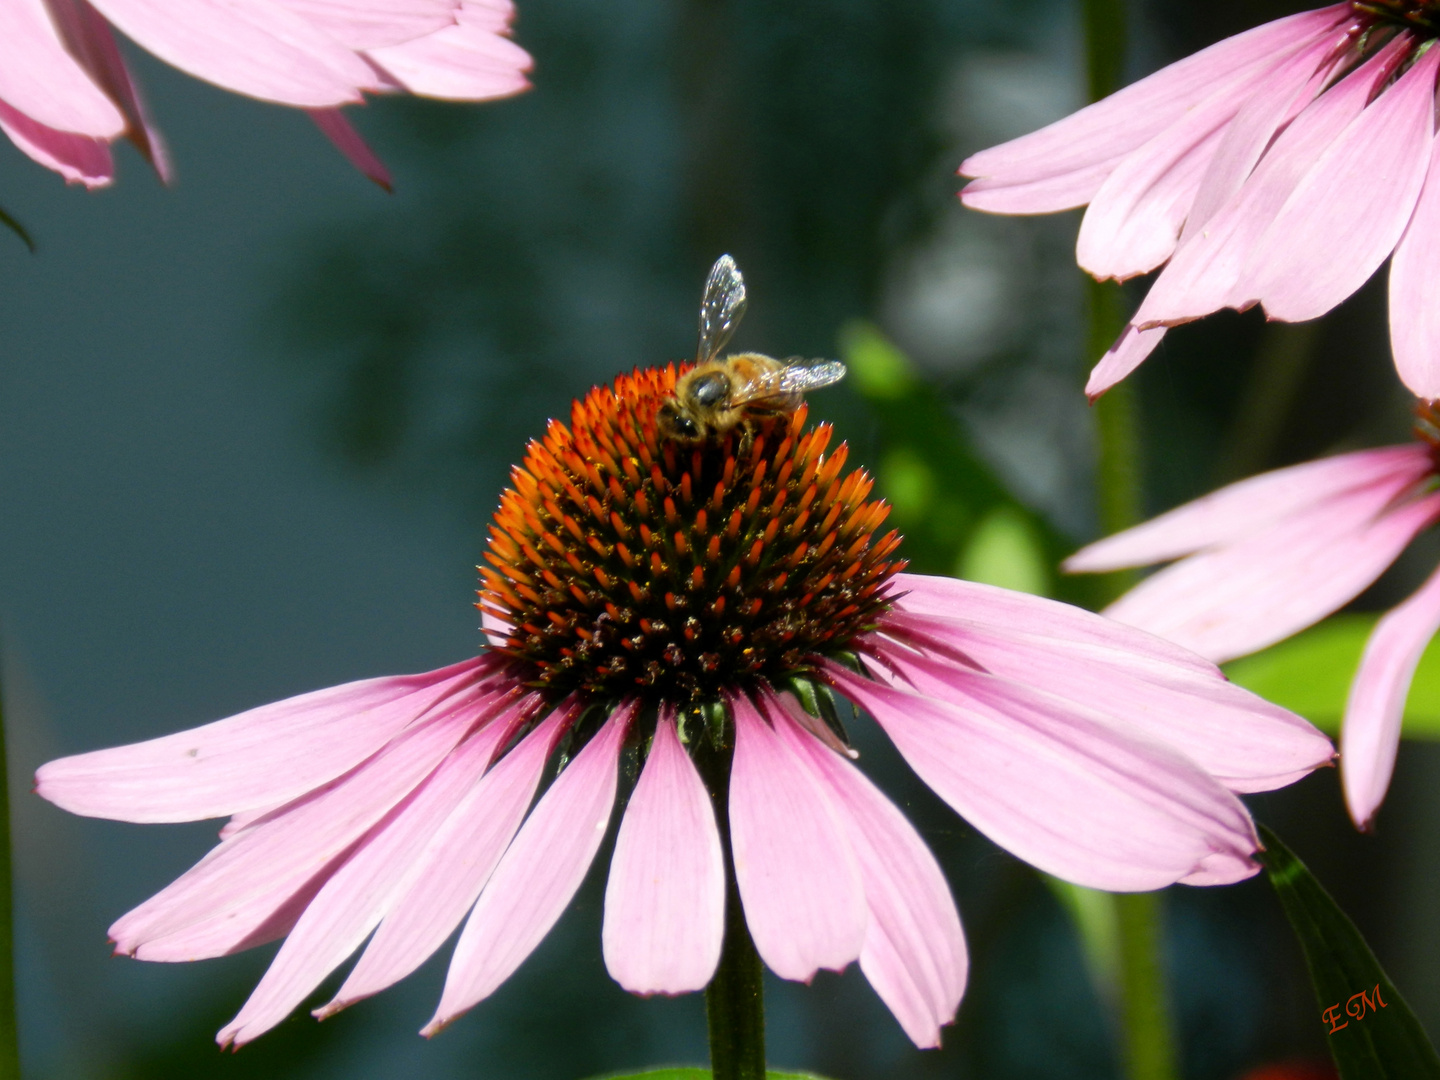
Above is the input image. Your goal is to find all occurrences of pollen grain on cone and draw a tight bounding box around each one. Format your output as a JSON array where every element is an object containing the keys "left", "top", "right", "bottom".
[{"left": 479, "top": 365, "right": 905, "bottom": 703}]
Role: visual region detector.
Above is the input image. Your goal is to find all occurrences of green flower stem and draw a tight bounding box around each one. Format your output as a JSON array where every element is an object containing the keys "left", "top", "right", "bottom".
[
  {"left": 699, "top": 741, "right": 765, "bottom": 1080},
  {"left": 0, "top": 649, "right": 18, "bottom": 1080},
  {"left": 1082, "top": 5, "right": 1178, "bottom": 1080}
]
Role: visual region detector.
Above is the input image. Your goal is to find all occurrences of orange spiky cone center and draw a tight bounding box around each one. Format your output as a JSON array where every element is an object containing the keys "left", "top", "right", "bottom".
[{"left": 479, "top": 365, "right": 905, "bottom": 704}]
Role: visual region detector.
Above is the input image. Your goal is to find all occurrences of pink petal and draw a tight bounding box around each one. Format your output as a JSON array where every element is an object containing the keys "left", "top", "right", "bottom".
[
  {"left": 728, "top": 694, "right": 866, "bottom": 982},
  {"left": 216, "top": 703, "right": 522, "bottom": 1047},
  {"left": 958, "top": 6, "right": 1349, "bottom": 214},
  {"left": 364, "top": 3, "right": 531, "bottom": 101},
  {"left": 1134, "top": 39, "right": 1400, "bottom": 328},
  {"left": 891, "top": 572, "right": 1214, "bottom": 674},
  {"left": 1236, "top": 46, "right": 1440, "bottom": 322},
  {"left": 87, "top": 0, "right": 382, "bottom": 107},
  {"left": 881, "top": 608, "right": 1332, "bottom": 794},
  {"left": 423, "top": 703, "right": 633, "bottom": 1035},
  {"left": 1389, "top": 116, "right": 1440, "bottom": 398},
  {"left": 778, "top": 700, "right": 966, "bottom": 1049},
  {"left": 827, "top": 658, "right": 1260, "bottom": 891},
  {"left": 0, "top": 100, "right": 112, "bottom": 187},
  {"left": 108, "top": 687, "right": 505, "bottom": 960},
  {"left": 1064, "top": 445, "right": 1433, "bottom": 572},
  {"left": 602, "top": 712, "right": 724, "bottom": 995},
  {"left": 0, "top": 0, "right": 124, "bottom": 136},
  {"left": 307, "top": 108, "right": 393, "bottom": 189},
  {"left": 1105, "top": 489, "right": 1440, "bottom": 663},
  {"left": 319, "top": 705, "right": 569, "bottom": 1016},
  {"left": 1342, "top": 564, "right": 1440, "bottom": 830},
  {"left": 1085, "top": 323, "right": 1167, "bottom": 400},
  {"left": 35, "top": 655, "right": 501, "bottom": 823},
  {"left": 281, "top": 0, "right": 458, "bottom": 50}
]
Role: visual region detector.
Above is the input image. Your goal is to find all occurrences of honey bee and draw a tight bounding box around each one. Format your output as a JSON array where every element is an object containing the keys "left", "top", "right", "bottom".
[{"left": 656, "top": 255, "right": 846, "bottom": 443}]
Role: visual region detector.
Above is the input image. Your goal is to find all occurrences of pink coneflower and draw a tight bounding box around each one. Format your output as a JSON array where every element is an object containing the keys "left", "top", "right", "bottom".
[
  {"left": 35, "top": 365, "right": 1331, "bottom": 1052},
  {"left": 1065, "top": 405, "right": 1440, "bottom": 830},
  {"left": 0, "top": 0, "right": 531, "bottom": 189},
  {"left": 959, "top": 3, "right": 1440, "bottom": 400}
]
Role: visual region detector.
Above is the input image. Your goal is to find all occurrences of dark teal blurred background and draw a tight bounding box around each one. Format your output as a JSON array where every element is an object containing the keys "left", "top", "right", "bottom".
[{"left": 1, "top": 0, "right": 1436, "bottom": 1076}]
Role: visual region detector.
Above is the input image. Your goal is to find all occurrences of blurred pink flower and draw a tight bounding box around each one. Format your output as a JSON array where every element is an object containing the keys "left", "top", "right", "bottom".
[
  {"left": 1065, "top": 422, "right": 1440, "bottom": 829},
  {"left": 1, "top": 0, "right": 531, "bottom": 189},
  {"left": 35, "top": 367, "right": 1331, "bottom": 1049},
  {"left": 959, "top": 3, "right": 1440, "bottom": 400}
]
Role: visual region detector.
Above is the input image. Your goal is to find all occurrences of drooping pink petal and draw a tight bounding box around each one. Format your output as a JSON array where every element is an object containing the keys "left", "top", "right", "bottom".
[
  {"left": 422, "top": 703, "right": 633, "bottom": 1035},
  {"left": 108, "top": 687, "right": 509, "bottom": 960},
  {"left": 776, "top": 699, "right": 965, "bottom": 1049},
  {"left": 307, "top": 108, "right": 393, "bottom": 189},
  {"left": 0, "top": 0, "right": 125, "bottom": 136},
  {"left": 1236, "top": 46, "right": 1439, "bottom": 322},
  {"left": 364, "top": 2, "right": 531, "bottom": 101},
  {"left": 880, "top": 608, "right": 1333, "bottom": 793},
  {"left": 280, "top": 0, "right": 459, "bottom": 50},
  {"left": 602, "top": 711, "right": 724, "bottom": 996},
  {"left": 319, "top": 704, "right": 569, "bottom": 1016},
  {"left": 1074, "top": 101, "right": 1231, "bottom": 280},
  {"left": 35, "top": 655, "right": 501, "bottom": 823},
  {"left": 1389, "top": 118, "right": 1440, "bottom": 399},
  {"left": 1104, "top": 489, "right": 1440, "bottom": 663},
  {"left": 1133, "top": 38, "right": 1399, "bottom": 329},
  {"left": 727, "top": 694, "right": 866, "bottom": 983},
  {"left": 891, "top": 572, "right": 1215, "bottom": 674},
  {"left": 958, "top": 6, "right": 1349, "bottom": 214},
  {"left": 216, "top": 703, "right": 523, "bottom": 1047},
  {"left": 1085, "top": 323, "right": 1167, "bottom": 401},
  {"left": 827, "top": 659, "right": 1260, "bottom": 891},
  {"left": 43, "top": 0, "right": 171, "bottom": 179},
  {"left": 0, "top": 101, "right": 112, "bottom": 187},
  {"left": 86, "top": 0, "right": 383, "bottom": 107},
  {"left": 1064, "top": 445, "right": 1433, "bottom": 572},
  {"left": 1342, "top": 565, "right": 1440, "bottom": 830}
]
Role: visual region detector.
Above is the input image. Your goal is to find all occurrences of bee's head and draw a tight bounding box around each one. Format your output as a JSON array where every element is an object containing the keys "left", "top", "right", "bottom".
[
  {"left": 688, "top": 370, "right": 731, "bottom": 408},
  {"left": 657, "top": 400, "right": 701, "bottom": 441}
]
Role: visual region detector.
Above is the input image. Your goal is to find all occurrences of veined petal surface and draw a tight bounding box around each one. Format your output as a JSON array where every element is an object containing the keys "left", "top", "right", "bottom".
[
  {"left": 364, "top": 1, "right": 531, "bottom": 100},
  {"left": 0, "top": 102, "right": 112, "bottom": 187},
  {"left": 281, "top": 0, "right": 458, "bottom": 50},
  {"left": 1390, "top": 121, "right": 1440, "bottom": 398},
  {"left": 0, "top": 0, "right": 124, "bottom": 135}
]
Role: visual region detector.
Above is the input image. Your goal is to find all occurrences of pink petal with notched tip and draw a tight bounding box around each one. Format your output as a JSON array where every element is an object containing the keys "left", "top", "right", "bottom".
[
  {"left": 1238, "top": 46, "right": 1440, "bottom": 322},
  {"left": 216, "top": 702, "right": 524, "bottom": 1047},
  {"left": 1085, "top": 323, "right": 1167, "bottom": 401},
  {"left": 0, "top": 101, "right": 112, "bottom": 187},
  {"left": 1106, "top": 489, "right": 1440, "bottom": 664},
  {"left": 879, "top": 609, "right": 1332, "bottom": 794},
  {"left": 280, "top": 0, "right": 458, "bottom": 51},
  {"left": 728, "top": 694, "right": 866, "bottom": 983},
  {"left": 108, "top": 685, "right": 508, "bottom": 961},
  {"left": 86, "top": 0, "right": 382, "bottom": 107},
  {"left": 774, "top": 698, "right": 965, "bottom": 1049},
  {"left": 35, "top": 655, "right": 500, "bottom": 823},
  {"left": 826, "top": 658, "right": 1260, "bottom": 891},
  {"left": 318, "top": 702, "right": 565, "bottom": 1017},
  {"left": 307, "top": 108, "right": 393, "bottom": 189},
  {"left": 1342, "top": 565, "right": 1440, "bottom": 830},
  {"left": 603, "top": 712, "right": 724, "bottom": 996},
  {"left": 422, "top": 704, "right": 632, "bottom": 1035},
  {"left": 1065, "top": 445, "right": 1433, "bottom": 572},
  {"left": 365, "top": 3, "right": 531, "bottom": 101},
  {"left": 1390, "top": 121, "right": 1440, "bottom": 398},
  {"left": 891, "top": 572, "right": 1214, "bottom": 675},
  {"left": 0, "top": 0, "right": 124, "bottom": 136},
  {"left": 1076, "top": 100, "right": 1233, "bottom": 280},
  {"left": 1134, "top": 39, "right": 1399, "bottom": 329},
  {"left": 958, "top": 5, "right": 1350, "bottom": 214}
]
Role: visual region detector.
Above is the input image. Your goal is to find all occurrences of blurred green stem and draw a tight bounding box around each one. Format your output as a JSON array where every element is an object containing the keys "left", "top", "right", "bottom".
[
  {"left": 1083, "top": 4, "right": 1179, "bottom": 1080},
  {"left": 0, "top": 648, "right": 18, "bottom": 1079}
]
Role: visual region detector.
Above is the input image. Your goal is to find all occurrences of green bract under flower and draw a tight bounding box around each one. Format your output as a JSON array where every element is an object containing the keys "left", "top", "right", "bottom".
[
  {"left": 479, "top": 365, "right": 905, "bottom": 705},
  {"left": 1356, "top": 1, "right": 1440, "bottom": 38}
]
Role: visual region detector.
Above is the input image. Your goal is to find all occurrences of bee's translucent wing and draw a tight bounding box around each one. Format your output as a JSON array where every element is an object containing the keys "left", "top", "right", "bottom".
[
  {"left": 697, "top": 255, "right": 747, "bottom": 363},
  {"left": 774, "top": 358, "right": 846, "bottom": 394}
]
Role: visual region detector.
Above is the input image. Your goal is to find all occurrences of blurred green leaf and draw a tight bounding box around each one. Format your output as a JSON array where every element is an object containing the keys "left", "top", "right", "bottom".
[
  {"left": 0, "top": 204, "right": 34, "bottom": 253},
  {"left": 590, "top": 1071, "right": 832, "bottom": 1079},
  {"left": 1224, "top": 615, "right": 1440, "bottom": 738},
  {"left": 956, "top": 506, "right": 1050, "bottom": 596},
  {"left": 1259, "top": 825, "right": 1440, "bottom": 1078}
]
